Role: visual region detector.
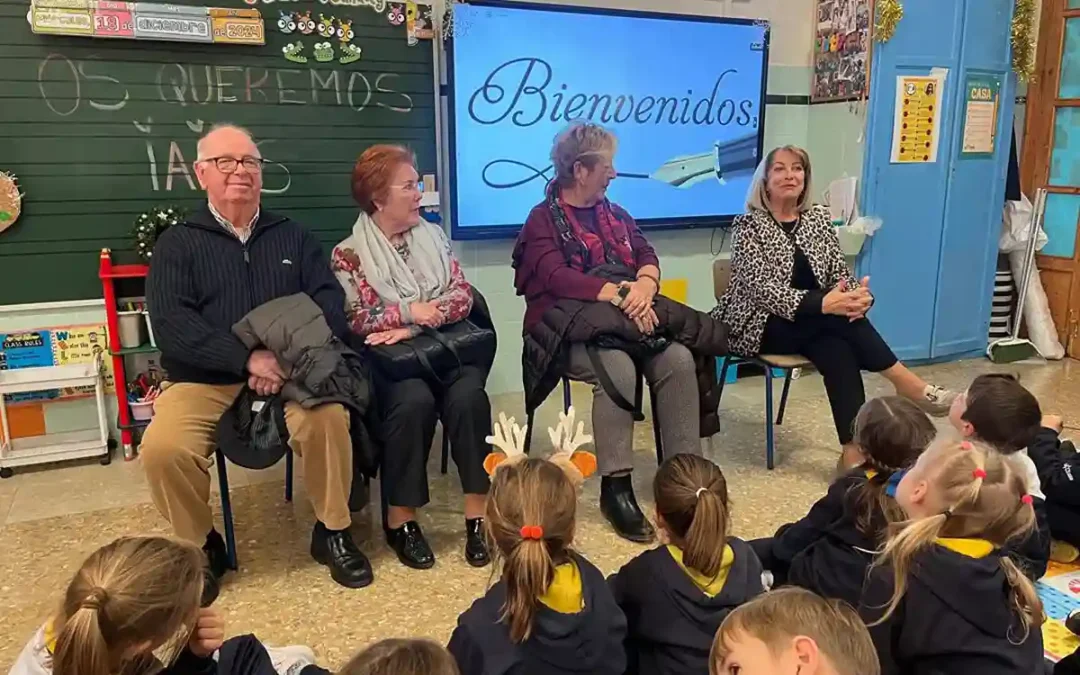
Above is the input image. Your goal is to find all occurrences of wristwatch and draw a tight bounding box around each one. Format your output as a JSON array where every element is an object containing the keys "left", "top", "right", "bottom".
[{"left": 611, "top": 284, "right": 631, "bottom": 308}]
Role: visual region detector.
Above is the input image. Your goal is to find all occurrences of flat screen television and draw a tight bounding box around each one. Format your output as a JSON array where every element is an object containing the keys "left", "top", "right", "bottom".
[{"left": 445, "top": 1, "right": 769, "bottom": 240}]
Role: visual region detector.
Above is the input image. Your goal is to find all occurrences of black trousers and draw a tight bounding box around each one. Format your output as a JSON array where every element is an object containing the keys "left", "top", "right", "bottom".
[
  {"left": 760, "top": 314, "right": 898, "bottom": 445},
  {"left": 375, "top": 365, "right": 492, "bottom": 508},
  {"left": 216, "top": 635, "right": 329, "bottom": 675}
]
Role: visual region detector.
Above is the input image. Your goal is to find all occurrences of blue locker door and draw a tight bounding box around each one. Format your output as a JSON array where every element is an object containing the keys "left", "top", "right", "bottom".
[
  {"left": 931, "top": 0, "right": 1016, "bottom": 357},
  {"left": 859, "top": 0, "right": 965, "bottom": 361}
]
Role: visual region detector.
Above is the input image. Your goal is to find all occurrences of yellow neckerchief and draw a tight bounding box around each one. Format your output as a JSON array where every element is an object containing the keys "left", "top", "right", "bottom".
[
  {"left": 667, "top": 544, "right": 734, "bottom": 598},
  {"left": 44, "top": 619, "right": 57, "bottom": 654},
  {"left": 865, "top": 468, "right": 877, "bottom": 479},
  {"left": 538, "top": 561, "right": 584, "bottom": 614},
  {"left": 936, "top": 537, "right": 995, "bottom": 559}
]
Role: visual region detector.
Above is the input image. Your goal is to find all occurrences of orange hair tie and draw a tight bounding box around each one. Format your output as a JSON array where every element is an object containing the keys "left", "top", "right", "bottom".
[
  {"left": 973, "top": 468, "right": 987, "bottom": 479},
  {"left": 1021, "top": 495, "right": 1034, "bottom": 505},
  {"left": 960, "top": 441, "right": 973, "bottom": 450},
  {"left": 520, "top": 525, "right": 544, "bottom": 540}
]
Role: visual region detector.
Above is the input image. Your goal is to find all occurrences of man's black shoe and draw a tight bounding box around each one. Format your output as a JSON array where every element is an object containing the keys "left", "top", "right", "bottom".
[
  {"left": 310, "top": 522, "right": 374, "bottom": 588},
  {"left": 200, "top": 529, "right": 229, "bottom": 606},
  {"left": 385, "top": 521, "right": 435, "bottom": 569}
]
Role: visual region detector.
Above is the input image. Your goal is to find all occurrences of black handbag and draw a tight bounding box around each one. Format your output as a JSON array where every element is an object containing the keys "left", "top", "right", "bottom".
[{"left": 367, "top": 319, "right": 495, "bottom": 385}]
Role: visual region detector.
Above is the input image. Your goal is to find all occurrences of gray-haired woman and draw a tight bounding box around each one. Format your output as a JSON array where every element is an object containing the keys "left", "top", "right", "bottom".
[
  {"left": 513, "top": 122, "right": 705, "bottom": 543},
  {"left": 712, "top": 145, "right": 956, "bottom": 469}
]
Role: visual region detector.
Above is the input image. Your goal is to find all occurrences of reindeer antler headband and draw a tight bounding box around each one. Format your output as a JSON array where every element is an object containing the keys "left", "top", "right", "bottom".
[{"left": 483, "top": 407, "right": 597, "bottom": 487}]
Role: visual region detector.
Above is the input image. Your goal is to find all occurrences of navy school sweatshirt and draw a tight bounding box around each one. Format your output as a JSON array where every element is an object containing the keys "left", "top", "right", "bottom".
[
  {"left": 860, "top": 541, "right": 1044, "bottom": 675},
  {"left": 447, "top": 552, "right": 626, "bottom": 675},
  {"left": 146, "top": 203, "right": 348, "bottom": 385},
  {"left": 608, "top": 537, "right": 765, "bottom": 675}
]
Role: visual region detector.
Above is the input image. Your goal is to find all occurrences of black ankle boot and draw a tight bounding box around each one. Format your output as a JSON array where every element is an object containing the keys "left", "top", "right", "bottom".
[
  {"left": 464, "top": 517, "right": 490, "bottom": 568},
  {"left": 200, "top": 529, "right": 229, "bottom": 607},
  {"left": 385, "top": 521, "right": 435, "bottom": 569},
  {"left": 310, "top": 522, "right": 374, "bottom": 589},
  {"left": 600, "top": 474, "right": 655, "bottom": 543}
]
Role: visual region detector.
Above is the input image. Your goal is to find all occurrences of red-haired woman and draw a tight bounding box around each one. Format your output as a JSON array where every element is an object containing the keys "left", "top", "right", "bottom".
[{"left": 331, "top": 145, "right": 492, "bottom": 571}]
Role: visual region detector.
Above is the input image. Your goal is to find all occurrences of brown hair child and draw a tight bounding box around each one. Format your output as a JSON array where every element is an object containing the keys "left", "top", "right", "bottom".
[
  {"left": 610, "top": 454, "right": 765, "bottom": 675},
  {"left": 861, "top": 438, "right": 1044, "bottom": 675},
  {"left": 339, "top": 639, "right": 459, "bottom": 675},
  {"left": 750, "top": 396, "right": 935, "bottom": 607},
  {"left": 448, "top": 410, "right": 625, "bottom": 675},
  {"left": 710, "top": 587, "right": 880, "bottom": 675}
]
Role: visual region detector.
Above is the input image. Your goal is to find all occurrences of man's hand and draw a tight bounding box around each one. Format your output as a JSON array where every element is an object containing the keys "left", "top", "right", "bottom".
[
  {"left": 247, "top": 350, "right": 285, "bottom": 382},
  {"left": 365, "top": 327, "right": 413, "bottom": 346},
  {"left": 188, "top": 608, "right": 225, "bottom": 658},
  {"left": 248, "top": 375, "right": 282, "bottom": 397},
  {"left": 410, "top": 301, "right": 446, "bottom": 328}
]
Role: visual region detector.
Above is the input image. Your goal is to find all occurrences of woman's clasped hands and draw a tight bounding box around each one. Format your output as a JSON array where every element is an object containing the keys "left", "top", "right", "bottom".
[
  {"left": 620, "top": 277, "right": 659, "bottom": 335},
  {"left": 822, "top": 277, "right": 873, "bottom": 321}
]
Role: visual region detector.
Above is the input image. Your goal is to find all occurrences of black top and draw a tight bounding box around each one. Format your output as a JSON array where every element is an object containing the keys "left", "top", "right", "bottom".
[
  {"left": 775, "top": 217, "right": 824, "bottom": 316},
  {"left": 609, "top": 538, "right": 765, "bottom": 675},
  {"left": 861, "top": 546, "right": 1044, "bottom": 675},
  {"left": 146, "top": 204, "right": 347, "bottom": 384},
  {"left": 448, "top": 552, "right": 627, "bottom": 675}
]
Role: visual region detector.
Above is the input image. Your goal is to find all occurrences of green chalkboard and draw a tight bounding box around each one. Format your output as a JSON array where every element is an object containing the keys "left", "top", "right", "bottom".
[{"left": 0, "top": 0, "right": 436, "bottom": 304}]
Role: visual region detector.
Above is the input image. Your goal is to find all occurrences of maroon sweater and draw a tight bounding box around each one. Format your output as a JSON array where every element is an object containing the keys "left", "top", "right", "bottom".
[{"left": 513, "top": 201, "right": 660, "bottom": 329}]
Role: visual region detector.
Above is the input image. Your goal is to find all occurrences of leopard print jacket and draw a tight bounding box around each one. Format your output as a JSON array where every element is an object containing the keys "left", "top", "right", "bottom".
[{"left": 709, "top": 204, "right": 858, "bottom": 356}]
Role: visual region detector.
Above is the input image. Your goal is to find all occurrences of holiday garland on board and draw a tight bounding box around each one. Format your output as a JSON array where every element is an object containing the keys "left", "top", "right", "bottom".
[
  {"left": 133, "top": 206, "right": 185, "bottom": 260},
  {"left": 874, "top": 0, "right": 903, "bottom": 43},
  {"left": 1011, "top": 0, "right": 1037, "bottom": 83},
  {"left": 0, "top": 172, "right": 21, "bottom": 234}
]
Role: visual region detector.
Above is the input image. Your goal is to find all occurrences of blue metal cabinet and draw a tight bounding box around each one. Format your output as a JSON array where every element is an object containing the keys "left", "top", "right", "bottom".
[{"left": 859, "top": 0, "right": 1016, "bottom": 361}]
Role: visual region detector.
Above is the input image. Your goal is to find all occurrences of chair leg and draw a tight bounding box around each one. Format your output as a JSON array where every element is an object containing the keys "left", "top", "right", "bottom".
[
  {"left": 649, "top": 386, "right": 663, "bottom": 465},
  {"left": 562, "top": 377, "right": 572, "bottom": 413},
  {"left": 440, "top": 426, "right": 450, "bottom": 475},
  {"left": 717, "top": 357, "right": 731, "bottom": 399},
  {"left": 524, "top": 410, "right": 535, "bottom": 454},
  {"left": 284, "top": 450, "right": 293, "bottom": 502},
  {"left": 214, "top": 449, "right": 239, "bottom": 570},
  {"left": 776, "top": 370, "right": 794, "bottom": 426},
  {"left": 763, "top": 366, "right": 776, "bottom": 471}
]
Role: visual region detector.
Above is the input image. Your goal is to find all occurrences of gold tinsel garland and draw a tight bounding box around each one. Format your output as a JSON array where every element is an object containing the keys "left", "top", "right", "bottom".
[
  {"left": 874, "top": 0, "right": 903, "bottom": 43},
  {"left": 1011, "top": 0, "right": 1037, "bottom": 83}
]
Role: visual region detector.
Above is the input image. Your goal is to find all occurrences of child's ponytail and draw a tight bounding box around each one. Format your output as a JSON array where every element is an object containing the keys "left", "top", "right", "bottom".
[
  {"left": 655, "top": 454, "right": 729, "bottom": 578},
  {"left": 503, "top": 534, "right": 557, "bottom": 643},
  {"left": 870, "top": 512, "right": 949, "bottom": 625},
  {"left": 53, "top": 589, "right": 111, "bottom": 675},
  {"left": 1000, "top": 556, "right": 1043, "bottom": 642}
]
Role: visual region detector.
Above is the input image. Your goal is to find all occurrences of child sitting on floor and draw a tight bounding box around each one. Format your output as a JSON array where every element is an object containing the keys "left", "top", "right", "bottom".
[
  {"left": 861, "top": 438, "right": 1045, "bottom": 675},
  {"left": 710, "top": 586, "right": 880, "bottom": 675},
  {"left": 609, "top": 453, "right": 765, "bottom": 675},
  {"left": 10, "top": 535, "right": 321, "bottom": 675},
  {"left": 1015, "top": 410, "right": 1080, "bottom": 561},
  {"left": 447, "top": 410, "right": 626, "bottom": 675},
  {"left": 338, "top": 639, "right": 459, "bottom": 675},
  {"left": 751, "top": 396, "right": 935, "bottom": 607},
  {"left": 950, "top": 373, "right": 1052, "bottom": 577}
]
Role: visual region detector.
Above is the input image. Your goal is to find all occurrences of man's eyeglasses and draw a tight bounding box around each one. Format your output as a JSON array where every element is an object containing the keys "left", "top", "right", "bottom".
[{"left": 201, "top": 156, "right": 265, "bottom": 173}]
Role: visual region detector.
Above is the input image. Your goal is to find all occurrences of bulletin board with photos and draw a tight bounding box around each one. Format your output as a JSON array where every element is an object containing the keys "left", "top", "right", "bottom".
[{"left": 812, "top": 0, "right": 871, "bottom": 102}]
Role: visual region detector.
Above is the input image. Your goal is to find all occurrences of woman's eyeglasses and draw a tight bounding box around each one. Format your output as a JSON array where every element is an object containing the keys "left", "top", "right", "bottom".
[{"left": 391, "top": 181, "right": 421, "bottom": 193}]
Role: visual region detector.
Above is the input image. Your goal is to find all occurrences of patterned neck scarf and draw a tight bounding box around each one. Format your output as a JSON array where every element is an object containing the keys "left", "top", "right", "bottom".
[{"left": 546, "top": 181, "right": 634, "bottom": 272}]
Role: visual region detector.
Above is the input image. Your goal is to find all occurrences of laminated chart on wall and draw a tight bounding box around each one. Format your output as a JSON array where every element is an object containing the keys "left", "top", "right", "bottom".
[
  {"left": 959, "top": 73, "right": 1002, "bottom": 159},
  {"left": 26, "top": 0, "right": 265, "bottom": 45},
  {"left": 0, "top": 325, "right": 115, "bottom": 403},
  {"left": 890, "top": 75, "right": 944, "bottom": 164}
]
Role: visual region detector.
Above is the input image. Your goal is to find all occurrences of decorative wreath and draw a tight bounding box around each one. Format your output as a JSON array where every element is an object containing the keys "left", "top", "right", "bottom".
[
  {"left": 133, "top": 206, "right": 185, "bottom": 260},
  {"left": 0, "top": 172, "right": 21, "bottom": 235}
]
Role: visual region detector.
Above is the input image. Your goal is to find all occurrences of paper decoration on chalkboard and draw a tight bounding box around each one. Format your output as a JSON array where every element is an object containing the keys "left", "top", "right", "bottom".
[
  {"left": 277, "top": 10, "right": 295, "bottom": 33},
  {"left": 336, "top": 17, "right": 353, "bottom": 42},
  {"left": 812, "top": 0, "right": 869, "bottom": 102},
  {"left": 387, "top": 3, "right": 404, "bottom": 25},
  {"left": 339, "top": 42, "right": 361, "bottom": 64},
  {"left": 282, "top": 41, "right": 307, "bottom": 63},
  {"left": 133, "top": 205, "right": 184, "bottom": 260},
  {"left": 0, "top": 173, "right": 22, "bottom": 235},
  {"left": 296, "top": 10, "right": 314, "bottom": 34},
  {"left": 414, "top": 3, "right": 432, "bottom": 39},
  {"left": 27, "top": 0, "right": 265, "bottom": 45},
  {"left": 313, "top": 41, "right": 334, "bottom": 62},
  {"left": 246, "top": 0, "right": 385, "bottom": 10},
  {"left": 405, "top": 1, "right": 417, "bottom": 45},
  {"left": 317, "top": 13, "right": 335, "bottom": 36}
]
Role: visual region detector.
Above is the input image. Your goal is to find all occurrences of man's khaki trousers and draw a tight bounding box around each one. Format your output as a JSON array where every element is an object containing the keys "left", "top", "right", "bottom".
[{"left": 140, "top": 382, "right": 353, "bottom": 543}]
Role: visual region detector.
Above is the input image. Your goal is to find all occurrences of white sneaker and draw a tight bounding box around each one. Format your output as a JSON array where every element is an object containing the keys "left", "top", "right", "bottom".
[
  {"left": 265, "top": 645, "right": 317, "bottom": 675},
  {"left": 918, "top": 385, "right": 957, "bottom": 417}
]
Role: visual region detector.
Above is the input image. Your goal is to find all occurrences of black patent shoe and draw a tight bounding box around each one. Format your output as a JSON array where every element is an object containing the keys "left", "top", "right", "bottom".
[
  {"left": 385, "top": 521, "right": 435, "bottom": 569},
  {"left": 200, "top": 529, "right": 229, "bottom": 607},
  {"left": 310, "top": 522, "right": 374, "bottom": 589},
  {"left": 600, "top": 474, "right": 656, "bottom": 543},
  {"left": 464, "top": 517, "right": 490, "bottom": 567}
]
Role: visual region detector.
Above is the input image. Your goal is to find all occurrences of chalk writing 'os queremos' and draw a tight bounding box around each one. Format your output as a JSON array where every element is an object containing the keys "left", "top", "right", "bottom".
[{"left": 467, "top": 58, "right": 757, "bottom": 128}]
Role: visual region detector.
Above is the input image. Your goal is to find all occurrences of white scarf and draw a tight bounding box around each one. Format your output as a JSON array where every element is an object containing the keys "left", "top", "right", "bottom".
[{"left": 346, "top": 211, "right": 453, "bottom": 322}]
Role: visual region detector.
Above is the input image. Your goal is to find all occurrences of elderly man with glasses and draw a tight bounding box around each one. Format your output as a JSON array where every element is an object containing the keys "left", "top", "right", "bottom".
[{"left": 143, "top": 124, "right": 373, "bottom": 598}]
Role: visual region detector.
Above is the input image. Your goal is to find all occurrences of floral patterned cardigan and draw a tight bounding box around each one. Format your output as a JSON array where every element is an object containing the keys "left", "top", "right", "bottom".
[{"left": 330, "top": 238, "right": 473, "bottom": 338}]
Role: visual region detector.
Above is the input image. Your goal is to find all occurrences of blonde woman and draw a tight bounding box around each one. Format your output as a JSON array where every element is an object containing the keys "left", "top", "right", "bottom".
[
  {"left": 513, "top": 122, "right": 707, "bottom": 544},
  {"left": 711, "top": 146, "right": 955, "bottom": 469}
]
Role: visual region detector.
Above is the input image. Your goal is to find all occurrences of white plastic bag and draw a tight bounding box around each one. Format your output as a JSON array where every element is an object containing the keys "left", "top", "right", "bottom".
[{"left": 1000, "top": 194, "right": 1047, "bottom": 253}]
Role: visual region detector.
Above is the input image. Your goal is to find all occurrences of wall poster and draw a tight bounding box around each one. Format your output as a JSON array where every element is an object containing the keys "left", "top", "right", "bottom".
[
  {"left": 890, "top": 74, "right": 945, "bottom": 164},
  {"left": 959, "top": 73, "right": 1002, "bottom": 159},
  {"left": 812, "top": 0, "right": 870, "bottom": 102}
]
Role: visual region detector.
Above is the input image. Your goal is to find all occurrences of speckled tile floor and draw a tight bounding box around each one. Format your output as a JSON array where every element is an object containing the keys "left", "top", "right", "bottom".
[{"left": 2, "top": 358, "right": 1078, "bottom": 669}]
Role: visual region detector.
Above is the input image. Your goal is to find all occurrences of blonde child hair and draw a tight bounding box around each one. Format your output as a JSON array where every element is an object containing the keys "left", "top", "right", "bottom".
[
  {"left": 653, "top": 454, "right": 729, "bottom": 577},
  {"left": 51, "top": 535, "right": 205, "bottom": 675},
  {"left": 873, "top": 438, "right": 1043, "bottom": 639},
  {"left": 710, "top": 587, "right": 879, "bottom": 675},
  {"left": 338, "top": 638, "right": 460, "bottom": 675},
  {"left": 485, "top": 457, "right": 578, "bottom": 643}
]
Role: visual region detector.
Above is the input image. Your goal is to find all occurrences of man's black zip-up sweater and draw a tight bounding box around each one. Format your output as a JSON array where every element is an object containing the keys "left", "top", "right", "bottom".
[{"left": 147, "top": 204, "right": 348, "bottom": 385}]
